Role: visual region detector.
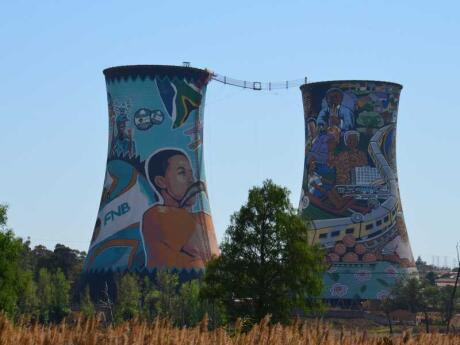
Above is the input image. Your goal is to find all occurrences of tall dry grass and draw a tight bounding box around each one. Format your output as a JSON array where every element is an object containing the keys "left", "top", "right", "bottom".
[{"left": 0, "top": 315, "right": 459, "bottom": 345}]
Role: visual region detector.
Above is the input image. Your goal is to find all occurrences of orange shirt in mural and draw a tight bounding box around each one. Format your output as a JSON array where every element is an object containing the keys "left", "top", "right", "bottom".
[{"left": 141, "top": 205, "right": 219, "bottom": 269}]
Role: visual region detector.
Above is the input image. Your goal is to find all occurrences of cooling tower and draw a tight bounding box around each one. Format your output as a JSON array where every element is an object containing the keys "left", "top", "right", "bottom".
[
  {"left": 299, "top": 80, "right": 416, "bottom": 300},
  {"left": 84, "top": 65, "right": 219, "bottom": 274}
]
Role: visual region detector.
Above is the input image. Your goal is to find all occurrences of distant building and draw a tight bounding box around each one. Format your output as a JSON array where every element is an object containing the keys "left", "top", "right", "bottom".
[
  {"left": 435, "top": 278, "right": 457, "bottom": 287},
  {"left": 351, "top": 166, "right": 382, "bottom": 185}
]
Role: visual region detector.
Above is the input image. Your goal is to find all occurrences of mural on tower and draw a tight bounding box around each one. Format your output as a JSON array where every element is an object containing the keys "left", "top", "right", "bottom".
[
  {"left": 299, "top": 81, "right": 416, "bottom": 299},
  {"left": 84, "top": 65, "right": 219, "bottom": 273}
]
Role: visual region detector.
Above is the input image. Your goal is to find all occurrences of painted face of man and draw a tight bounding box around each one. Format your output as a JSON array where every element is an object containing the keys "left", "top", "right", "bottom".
[
  {"left": 327, "top": 91, "right": 343, "bottom": 107},
  {"left": 347, "top": 134, "right": 359, "bottom": 148},
  {"left": 155, "top": 154, "right": 195, "bottom": 206},
  {"left": 117, "top": 121, "right": 127, "bottom": 136}
]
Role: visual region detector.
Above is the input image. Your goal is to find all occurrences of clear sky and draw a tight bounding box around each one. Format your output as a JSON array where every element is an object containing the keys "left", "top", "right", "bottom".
[{"left": 1, "top": 1, "right": 459, "bottom": 266}]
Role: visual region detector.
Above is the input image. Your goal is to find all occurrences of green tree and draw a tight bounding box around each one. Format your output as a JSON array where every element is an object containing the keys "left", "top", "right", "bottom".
[
  {"left": 17, "top": 270, "right": 39, "bottom": 320},
  {"left": 51, "top": 269, "right": 71, "bottom": 321},
  {"left": 115, "top": 274, "right": 141, "bottom": 321},
  {"left": 0, "top": 204, "right": 7, "bottom": 227},
  {"left": 202, "top": 180, "right": 325, "bottom": 324},
  {"left": 425, "top": 271, "right": 437, "bottom": 285},
  {"left": 0, "top": 204, "right": 25, "bottom": 316},
  {"left": 389, "top": 277, "right": 437, "bottom": 333},
  {"left": 80, "top": 286, "right": 95, "bottom": 318},
  {"left": 390, "top": 278, "right": 423, "bottom": 313},
  {"left": 36, "top": 268, "right": 53, "bottom": 323},
  {"left": 380, "top": 297, "right": 395, "bottom": 334},
  {"left": 24, "top": 243, "right": 86, "bottom": 303},
  {"left": 421, "top": 284, "right": 439, "bottom": 333},
  {"left": 153, "top": 270, "right": 179, "bottom": 319},
  {"left": 177, "top": 280, "right": 202, "bottom": 326},
  {"left": 437, "top": 286, "right": 460, "bottom": 326}
]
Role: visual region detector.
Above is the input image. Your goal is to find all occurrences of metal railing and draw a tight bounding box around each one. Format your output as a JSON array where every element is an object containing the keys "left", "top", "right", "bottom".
[{"left": 211, "top": 72, "right": 307, "bottom": 91}]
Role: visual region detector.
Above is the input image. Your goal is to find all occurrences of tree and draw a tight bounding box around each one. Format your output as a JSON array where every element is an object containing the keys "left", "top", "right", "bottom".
[
  {"left": 115, "top": 274, "right": 141, "bottom": 321},
  {"left": 139, "top": 272, "right": 225, "bottom": 328},
  {"left": 421, "top": 284, "right": 439, "bottom": 333},
  {"left": 202, "top": 180, "right": 325, "bottom": 324},
  {"left": 80, "top": 286, "right": 95, "bottom": 318},
  {"left": 437, "top": 286, "right": 460, "bottom": 326},
  {"left": 389, "top": 277, "right": 437, "bottom": 333},
  {"left": 17, "top": 270, "right": 39, "bottom": 320},
  {"left": 177, "top": 280, "right": 202, "bottom": 326},
  {"left": 36, "top": 268, "right": 53, "bottom": 323},
  {"left": 380, "top": 297, "right": 395, "bottom": 334},
  {"left": 23, "top": 243, "right": 85, "bottom": 302},
  {"left": 51, "top": 269, "right": 71, "bottom": 321},
  {"left": 140, "top": 276, "right": 160, "bottom": 321},
  {"left": 0, "top": 204, "right": 7, "bottom": 227},
  {"left": 0, "top": 204, "right": 25, "bottom": 316},
  {"left": 35, "top": 267, "right": 71, "bottom": 323},
  {"left": 425, "top": 271, "right": 437, "bottom": 286},
  {"left": 152, "top": 270, "right": 179, "bottom": 319}
]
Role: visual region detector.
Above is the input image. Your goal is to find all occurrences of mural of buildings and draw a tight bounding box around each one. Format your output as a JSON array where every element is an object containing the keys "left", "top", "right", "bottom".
[
  {"left": 299, "top": 80, "right": 417, "bottom": 300},
  {"left": 84, "top": 65, "right": 219, "bottom": 274},
  {"left": 351, "top": 166, "right": 382, "bottom": 186}
]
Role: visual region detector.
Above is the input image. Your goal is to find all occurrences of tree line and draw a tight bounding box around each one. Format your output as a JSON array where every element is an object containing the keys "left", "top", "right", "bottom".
[
  {"left": 0, "top": 180, "right": 326, "bottom": 326},
  {"left": 0, "top": 206, "right": 86, "bottom": 323},
  {"left": 1, "top": 180, "right": 458, "bottom": 330},
  {"left": 381, "top": 260, "right": 460, "bottom": 333}
]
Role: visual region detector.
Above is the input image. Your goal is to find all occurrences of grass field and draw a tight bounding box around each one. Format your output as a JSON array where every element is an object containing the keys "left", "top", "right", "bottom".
[{"left": 1, "top": 315, "right": 460, "bottom": 345}]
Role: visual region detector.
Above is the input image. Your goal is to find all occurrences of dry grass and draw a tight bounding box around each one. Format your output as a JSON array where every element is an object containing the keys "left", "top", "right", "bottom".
[{"left": 1, "top": 315, "right": 459, "bottom": 345}]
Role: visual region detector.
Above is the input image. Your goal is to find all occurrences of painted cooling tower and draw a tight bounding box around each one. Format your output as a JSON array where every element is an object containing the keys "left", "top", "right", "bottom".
[
  {"left": 84, "top": 65, "right": 219, "bottom": 274},
  {"left": 299, "top": 80, "right": 416, "bottom": 300}
]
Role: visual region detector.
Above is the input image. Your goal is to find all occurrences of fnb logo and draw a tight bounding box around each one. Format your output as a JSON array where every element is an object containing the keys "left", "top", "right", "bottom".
[{"left": 104, "top": 202, "right": 130, "bottom": 225}]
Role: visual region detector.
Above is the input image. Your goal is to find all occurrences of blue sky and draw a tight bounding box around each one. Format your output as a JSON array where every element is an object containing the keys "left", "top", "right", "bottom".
[{"left": 1, "top": 1, "right": 459, "bottom": 265}]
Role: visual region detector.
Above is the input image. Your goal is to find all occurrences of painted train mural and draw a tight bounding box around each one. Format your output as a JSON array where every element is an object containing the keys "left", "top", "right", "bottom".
[
  {"left": 84, "top": 65, "right": 219, "bottom": 273},
  {"left": 299, "top": 81, "right": 417, "bottom": 300}
]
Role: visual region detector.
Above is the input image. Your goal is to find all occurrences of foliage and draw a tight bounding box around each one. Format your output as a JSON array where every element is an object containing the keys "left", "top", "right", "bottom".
[
  {"left": 0, "top": 230, "right": 24, "bottom": 315},
  {"left": 177, "top": 280, "right": 203, "bottom": 326},
  {"left": 52, "top": 269, "right": 71, "bottom": 321},
  {"left": 34, "top": 268, "right": 71, "bottom": 323},
  {"left": 0, "top": 204, "right": 25, "bottom": 316},
  {"left": 437, "top": 285, "right": 460, "bottom": 324},
  {"left": 36, "top": 268, "right": 53, "bottom": 323},
  {"left": 21, "top": 242, "right": 86, "bottom": 301},
  {"left": 114, "top": 274, "right": 141, "bottom": 321},
  {"left": 80, "top": 286, "right": 95, "bottom": 318},
  {"left": 137, "top": 271, "right": 225, "bottom": 328},
  {"left": 415, "top": 256, "right": 438, "bottom": 274},
  {"left": 425, "top": 271, "right": 437, "bottom": 285},
  {"left": 384, "top": 276, "right": 460, "bottom": 333},
  {"left": 0, "top": 204, "right": 7, "bottom": 228},
  {"left": 17, "top": 270, "right": 39, "bottom": 320},
  {"left": 151, "top": 270, "right": 179, "bottom": 320},
  {"left": 202, "top": 179, "right": 325, "bottom": 324},
  {"left": 389, "top": 278, "right": 425, "bottom": 313}
]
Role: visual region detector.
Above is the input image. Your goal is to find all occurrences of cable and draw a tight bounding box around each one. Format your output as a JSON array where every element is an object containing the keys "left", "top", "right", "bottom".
[{"left": 211, "top": 72, "right": 307, "bottom": 91}]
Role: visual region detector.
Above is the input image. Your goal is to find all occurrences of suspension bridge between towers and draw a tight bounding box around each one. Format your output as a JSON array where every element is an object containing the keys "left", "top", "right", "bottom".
[{"left": 182, "top": 62, "right": 307, "bottom": 91}]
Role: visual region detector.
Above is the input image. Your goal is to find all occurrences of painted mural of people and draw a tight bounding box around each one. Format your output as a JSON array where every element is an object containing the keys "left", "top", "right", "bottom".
[
  {"left": 111, "top": 114, "right": 136, "bottom": 158},
  {"left": 306, "top": 117, "right": 318, "bottom": 152},
  {"left": 332, "top": 130, "right": 368, "bottom": 185},
  {"left": 317, "top": 88, "right": 355, "bottom": 132},
  {"left": 141, "top": 149, "right": 218, "bottom": 270},
  {"left": 309, "top": 126, "right": 340, "bottom": 167},
  {"left": 306, "top": 129, "right": 374, "bottom": 216}
]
